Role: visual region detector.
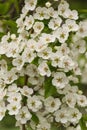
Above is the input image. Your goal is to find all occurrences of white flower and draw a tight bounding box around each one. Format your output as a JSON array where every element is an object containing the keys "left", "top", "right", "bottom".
[
  {"left": 7, "top": 92, "right": 22, "bottom": 103},
  {"left": 37, "top": 122, "right": 51, "bottom": 130},
  {"left": 11, "top": 34, "right": 16, "bottom": 40},
  {"left": 16, "top": 16, "right": 25, "bottom": 33},
  {"left": 28, "top": 75, "right": 44, "bottom": 85},
  {"left": 45, "top": 2, "right": 51, "bottom": 8},
  {"left": 68, "top": 76, "right": 79, "bottom": 84},
  {"left": 58, "top": 43, "right": 70, "bottom": 55},
  {"left": 15, "top": 106, "right": 32, "bottom": 124},
  {"left": 58, "top": 2, "right": 69, "bottom": 17},
  {"left": 26, "top": 39, "right": 37, "bottom": 51},
  {"left": 0, "top": 79, "right": 6, "bottom": 90},
  {"left": 34, "top": 7, "right": 49, "bottom": 20},
  {"left": 50, "top": 52, "right": 62, "bottom": 67},
  {"left": 60, "top": 55, "right": 75, "bottom": 72},
  {"left": 64, "top": 19, "right": 79, "bottom": 32},
  {"left": 25, "top": 0, "right": 37, "bottom": 11},
  {"left": 0, "top": 0, "right": 86, "bottom": 127},
  {"left": 76, "top": 125, "right": 81, "bottom": 130},
  {"left": 44, "top": 96, "right": 61, "bottom": 113},
  {"left": 0, "top": 59, "right": 7, "bottom": 73},
  {"left": 21, "top": 5, "right": 29, "bottom": 15},
  {"left": 7, "top": 83, "right": 20, "bottom": 94},
  {"left": 76, "top": 20, "right": 87, "bottom": 38},
  {"left": 38, "top": 61, "right": 51, "bottom": 77},
  {"left": 73, "top": 63, "right": 81, "bottom": 75},
  {"left": 48, "top": 7, "right": 58, "bottom": 18},
  {"left": 39, "top": 33, "right": 55, "bottom": 44},
  {"left": 54, "top": 26, "right": 69, "bottom": 43},
  {"left": 35, "top": 40, "right": 48, "bottom": 52},
  {"left": 12, "top": 55, "right": 25, "bottom": 70},
  {"left": 64, "top": 93, "right": 76, "bottom": 108},
  {"left": 0, "top": 42, "right": 9, "bottom": 55},
  {"left": 33, "top": 21, "right": 44, "bottom": 34},
  {"left": 37, "top": 47, "right": 52, "bottom": 60},
  {"left": 24, "top": 15, "right": 34, "bottom": 30},
  {"left": 76, "top": 95, "right": 87, "bottom": 107},
  {"left": 72, "top": 39, "right": 86, "bottom": 54},
  {"left": 1, "top": 32, "right": 10, "bottom": 43},
  {"left": 20, "top": 86, "right": 33, "bottom": 97},
  {"left": 52, "top": 72, "right": 69, "bottom": 89},
  {"left": 7, "top": 102, "right": 21, "bottom": 115},
  {"left": 0, "top": 89, "right": 6, "bottom": 101},
  {"left": 64, "top": 9, "right": 78, "bottom": 20},
  {"left": 25, "top": 64, "right": 38, "bottom": 77},
  {"left": 68, "top": 108, "right": 82, "bottom": 123},
  {"left": 22, "top": 48, "right": 36, "bottom": 63},
  {"left": 60, "top": 0, "right": 69, "bottom": 8},
  {"left": 54, "top": 108, "right": 68, "bottom": 123},
  {"left": 0, "top": 101, "right": 6, "bottom": 121},
  {"left": 4, "top": 70, "right": 18, "bottom": 84},
  {"left": 6, "top": 42, "right": 19, "bottom": 58},
  {"left": 27, "top": 96, "right": 42, "bottom": 112},
  {"left": 48, "top": 17, "right": 62, "bottom": 30}
]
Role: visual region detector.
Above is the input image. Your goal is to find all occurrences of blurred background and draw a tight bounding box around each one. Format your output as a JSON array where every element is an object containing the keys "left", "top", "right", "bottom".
[{"left": 0, "top": 0, "right": 87, "bottom": 130}]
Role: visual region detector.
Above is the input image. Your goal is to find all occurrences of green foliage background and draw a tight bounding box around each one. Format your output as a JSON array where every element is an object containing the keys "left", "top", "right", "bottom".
[{"left": 0, "top": 0, "right": 87, "bottom": 130}]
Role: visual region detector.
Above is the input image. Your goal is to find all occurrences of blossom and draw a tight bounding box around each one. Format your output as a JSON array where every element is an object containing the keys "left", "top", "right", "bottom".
[
  {"left": 33, "top": 21, "right": 44, "bottom": 34},
  {"left": 54, "top": 26, "right": 69, "bottom": 43},
  {"left": 48, "top": 17, "right": 62, "bottom": 30},
  {"left": 76, "top": 95, "right": 87, "bottom": 107},
  {"left": 37, "top": 122, "right": 51, "bottom": 130},
  {"left": 7, "top": 102, "right": 21, "bottom": 115},
  {"left": 34, "top": 7, "right": 49, "bottom": 20},
  {"left": 15, "top": 106, "right": 32, "bottom": 124},
  {"left": 0, "top": 101, "right": 6, "bottom": 121},
  {"left": 68, "top": 108, "right": 82, "bottom": 124},
  {"left": 24, "top": 15, "right": 34, "bottom": 30},
  {"left": 0, "top": 0, "right": 86, "bottom": 129},
  {"left": 20, "top": 86, "right": 33, "bottom": 97},
  {"left": 44, "top": 96, "right": 61, "bottom": 113},
  {"left": 52, "top": 72, "right": 69, "bottom": 89},
  {"left": 27, "top": 96, "right": 42, "bottom": 112},
  {"left": 25, "top": 0, "right": 37, "bottom": 11},
  {"left": 38, "top": 61, "right": 51, "bottom": 77},
  {"left": 76, "top": 20, "right": 87, "bottom": 37},
  {"left": 54, "top": 108, "right": 68, "bottom": 123}
]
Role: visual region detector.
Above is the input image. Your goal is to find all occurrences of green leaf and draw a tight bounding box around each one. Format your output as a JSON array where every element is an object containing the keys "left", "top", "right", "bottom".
[
  {"left": 83, "top": 115, "right": 87, "bottom": 121},
  {"left": 37, "top": 0, "right": 47, "bottom": 6},
  {"left": 9, "top": 0, "right": 20, "bottom": 15},
  {"left": 3, "top": 20, "right": 17, "bottom": 33},
  {"left": 27, "top": 126, "right": 33, "bottom": 130},
  {"left": 31, "top": 113, "right": 39, "bottom": 124},
  {"left": 51, "top": 125, "right": 58, "bottom": 130},
  {"left": 16, "top": 76, "right": 25, "bottom": 86},
  {"left": 31, "top": 57, "right": 39, "bottom": 66},
  {"left": 0, "top": 32, "right": 5, "bottom": 39},
  {"left": 0, "top": 3, "right": 10, "bottom": 15},
  {"left": 79, "top": 14, "right": 87, "bottom": 19},
  {"left": 80, "top": 117, "right": 87, "bottom": 130},
  {"left": 44, "top": 77, "right": 57, "bottom": 98},
  {"left": 51, "top": 125, "right": 65, "bottom": 130}
]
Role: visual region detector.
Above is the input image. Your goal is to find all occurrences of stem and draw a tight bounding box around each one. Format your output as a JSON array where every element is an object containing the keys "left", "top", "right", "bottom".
[
  {"left": 21, "top": 124, "right": 26, "bottom": 130},
  {"left": 21, "top": 75, "right": 28, "bottom": 130},
  {"left": 25, "top": 75, "right": 28, "bottom": 85}
]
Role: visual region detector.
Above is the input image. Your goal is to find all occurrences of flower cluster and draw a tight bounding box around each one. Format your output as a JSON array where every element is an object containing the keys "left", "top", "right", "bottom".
[{"left": 0, "top": 0, "right": 87, "bottom": 130}]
